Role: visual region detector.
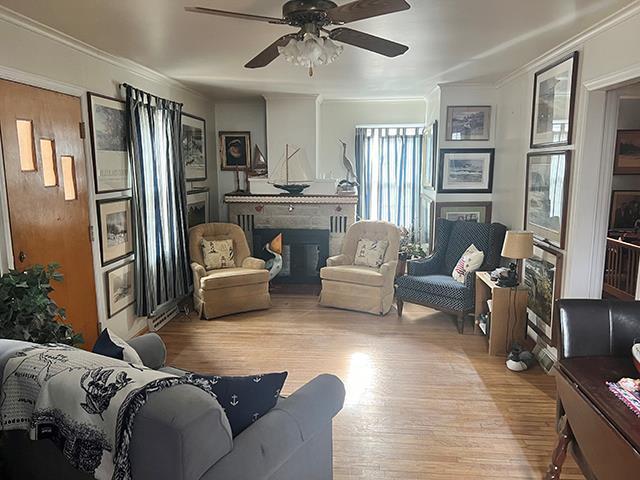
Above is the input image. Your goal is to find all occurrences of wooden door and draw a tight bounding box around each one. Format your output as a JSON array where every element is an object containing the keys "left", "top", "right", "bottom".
[{"left": 0, "top": 79, "right": 98, "bottom": 348}]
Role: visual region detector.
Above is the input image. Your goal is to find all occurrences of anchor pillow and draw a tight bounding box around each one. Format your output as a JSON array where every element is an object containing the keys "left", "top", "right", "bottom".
[
  {"left": 191, "top": 371, "right": 288, "bottom": 437},
  {"left": 201, "top": 238, "right": 236, "bottom": 270}
]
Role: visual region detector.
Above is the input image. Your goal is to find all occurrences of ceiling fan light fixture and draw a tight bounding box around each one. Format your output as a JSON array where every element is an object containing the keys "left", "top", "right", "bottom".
[{"left": 278, "top": 33, "right": 343, "bottom": 76}]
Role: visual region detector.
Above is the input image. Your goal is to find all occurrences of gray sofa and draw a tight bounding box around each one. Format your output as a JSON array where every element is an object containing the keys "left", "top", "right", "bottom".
[{"left": 0, "top": 334, "right": 345, "bottom": 480}]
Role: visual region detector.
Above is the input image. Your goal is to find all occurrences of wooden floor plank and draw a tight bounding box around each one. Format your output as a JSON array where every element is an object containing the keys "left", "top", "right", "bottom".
[{"left": 160, "top": 295, "right": 584, "bottom": 479}]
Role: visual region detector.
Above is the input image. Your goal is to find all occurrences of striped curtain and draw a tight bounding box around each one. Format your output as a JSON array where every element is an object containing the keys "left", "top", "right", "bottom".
[
  {"left": 355, "top": 127, "right": 424, "bottom": 229},
  {"left": 125, "top": 85, "right": 191, "bottom": 316}
]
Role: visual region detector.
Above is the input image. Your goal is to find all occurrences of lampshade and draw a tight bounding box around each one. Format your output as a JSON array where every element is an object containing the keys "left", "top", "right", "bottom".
[
  {"left": 278, "top": 33, "right": 343, "bottom": 77},
  {"left": 501, "top": 231, "right": 534, "bottom": 260}
]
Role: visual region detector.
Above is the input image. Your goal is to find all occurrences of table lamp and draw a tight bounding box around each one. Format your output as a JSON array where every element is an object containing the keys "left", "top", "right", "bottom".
[{"left": 500, "top": 231, "right": 534, "bottom": 286}]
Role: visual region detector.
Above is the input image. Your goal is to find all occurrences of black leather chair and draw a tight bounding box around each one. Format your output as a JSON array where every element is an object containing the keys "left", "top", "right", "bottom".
[{"left": 558, "top": 299, "right": 640, "bottom": 360}]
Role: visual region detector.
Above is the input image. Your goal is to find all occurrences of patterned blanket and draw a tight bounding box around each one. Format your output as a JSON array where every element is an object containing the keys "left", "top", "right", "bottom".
[{"left": 0, "top": 343, "right": 215, "bottom": 480}]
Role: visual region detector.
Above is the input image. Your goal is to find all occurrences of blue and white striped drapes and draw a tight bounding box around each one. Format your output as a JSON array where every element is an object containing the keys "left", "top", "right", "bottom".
[
  {"left": 125, "top": 85, "right": 191, "bottom": 316},
  {"left": 355, "top": 127, "right": 424, "bottom": 229}
]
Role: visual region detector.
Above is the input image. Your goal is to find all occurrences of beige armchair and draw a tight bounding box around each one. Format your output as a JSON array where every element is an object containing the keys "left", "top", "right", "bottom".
[
  {"left": 319, "top": 220, "right": 400, "bottom": 315},
  {"left": 189, "top": 223, "right": 271, "bottom": 319}
]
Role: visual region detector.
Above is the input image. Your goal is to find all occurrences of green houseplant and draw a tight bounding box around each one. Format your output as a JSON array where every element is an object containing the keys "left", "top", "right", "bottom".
[{"left": 0, "top": 263, "right": 83, "bottom": 346}]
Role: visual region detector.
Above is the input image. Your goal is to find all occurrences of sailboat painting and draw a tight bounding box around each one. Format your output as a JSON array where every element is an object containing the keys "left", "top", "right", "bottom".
[{"left": 271, "top": 144, "right": 313, "bottom": 195}]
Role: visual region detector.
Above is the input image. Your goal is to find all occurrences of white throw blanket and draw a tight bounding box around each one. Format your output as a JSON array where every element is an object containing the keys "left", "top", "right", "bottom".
[{"left": 0, "top": 343, "right": 215, "bottom": 480}]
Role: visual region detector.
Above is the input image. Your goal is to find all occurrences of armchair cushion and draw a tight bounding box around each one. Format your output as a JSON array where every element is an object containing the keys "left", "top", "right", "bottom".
[
  {"left": 320, "top": 265, "right": 385, "bottom": 287},
  {"left": 201, "top": 268, "right": 269, "bottom": 291},
  {"left": 397, "top": 274, "right": 470, "bottom": 302},
  {"left": 201, "top": 238, "right": 236, "bottom": 270}
]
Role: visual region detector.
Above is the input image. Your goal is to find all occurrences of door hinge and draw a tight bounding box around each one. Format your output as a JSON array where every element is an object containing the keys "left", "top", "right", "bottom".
[
  {"left": 89, "top": 225, "right": 95, "bottom": 242},
  {"left": 79, "top": 122, "right": 86, "bottom": 139}
]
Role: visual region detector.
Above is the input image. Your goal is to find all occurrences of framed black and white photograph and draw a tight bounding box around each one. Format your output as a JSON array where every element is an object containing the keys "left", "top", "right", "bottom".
[
  {"left": 435, "top": 202, "right": 492, "bottom": 223},
  {"left": 525, "top": 151, "right": 571, "bottom": 249},
  {"left": 187, "top": 189, "right": 210, "bottom": 229},
  {"left": 609, "top": 190, "right": 640, "bottom": 230},
  {"left": 422, "top": 120, "right": 438, "bottom": 189},
  {"left": 438, "top": 149, "right": 495, "bottom": 193},
  {"left": 106, "top": 261, "right": 135, "bottom": 318},
  {"left": 614, "top": 130, "right": 640, "bottom": 174},
  {"left": 530, "top": 52, "right": 579, "bottom": 148},
  {"left": 97, "top": 197, "right": 134, "bottom": 266},
  {"left": 524, "top": 242, "right": 563, "bottom": 347},
  {"left": 182, "top": 113, "right": 207, "bottom": 181},
  {"left": 88, "top": 93, "right": 130, "bottom": 193},
  {"left": 220, "top": 131, "right": 251, "bottom": 171},
  {"left": 446, "top": 106, "right": 491, "bottom": 141}
]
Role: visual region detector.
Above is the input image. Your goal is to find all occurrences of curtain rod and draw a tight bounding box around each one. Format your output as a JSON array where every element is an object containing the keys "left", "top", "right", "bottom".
[
  {"left": 119, "top": 83, "right": 184, "bottom": 107},
  {"left": 355, "top": 123, "right": 425, "bottom": 129}
]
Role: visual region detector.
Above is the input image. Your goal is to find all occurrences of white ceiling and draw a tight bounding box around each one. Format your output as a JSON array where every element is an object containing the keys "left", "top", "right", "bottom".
[{"left": 0, "top": 0, "right": 635, "bottom": 99}]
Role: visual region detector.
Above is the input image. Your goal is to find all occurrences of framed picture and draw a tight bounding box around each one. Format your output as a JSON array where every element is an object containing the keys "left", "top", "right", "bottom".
[
  {"left": 418, "top": 195, "right": 435, "bottom": 249},
  {"left": 182, "top": 113, "right": 207, "bottom": 181},
  {"left": 525, "top": 151, "right": 571, "bottom": 248},
  {"left": 435, "top": 202, "right": 492, "bottom": 223},
  {"left": 186, "top": 189, "right": 210, "bottom": 229},
  {"left": 88, "top": 93, "right": 130, "bottom": 193},
  {"left": 530, "top": 52, "right": 579, "bottom": 148},
  {"left": 422, "top": 120, "right": 438, "bottom": 189},
  {"left": 524, "top": 242, "right": 563, "bottom": 347},
  {"left": 106, "top": 261, "right": 135, "bottom": 318},
  {"left": 614, "top": 130, "right": 640, "bottom": 174},
  {"left": 97, "top": 197, "right": 134, "bottom": 266},
  {"left": 220, "top": 131, "right": 251, "bottom": 171},
  {"left": 445, "top": 106, "right": 491, "bottom": 141},
  {"left": 438, "top": 149, "right": 495, "bottom": 193},
  {"left": 609, "top": 190, "right": 640, "bottom": 230}
]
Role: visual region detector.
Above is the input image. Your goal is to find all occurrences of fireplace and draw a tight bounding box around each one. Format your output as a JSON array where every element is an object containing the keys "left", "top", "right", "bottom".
[{"left": 253, "top": 228, "right": 330, "bottom": 284}]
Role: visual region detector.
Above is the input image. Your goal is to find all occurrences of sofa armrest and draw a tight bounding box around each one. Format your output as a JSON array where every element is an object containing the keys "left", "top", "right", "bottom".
[
  {"left": 327, "top": 254, "right": 352, "bottom": 267},
  {"left": 127, "top": 333, "right": 167, "bottom": 370},
  {"left": 202, "top": 374, "right": 345, "bottom": 480},
  {"left": 191, "top": 262, "right": 207, "bottom": 288},
  {"left": 242, "top": 256, "right": 266, "bottom": 270},
  {"left": 407, "top": 256, "right": 440, "bottom": 276}
]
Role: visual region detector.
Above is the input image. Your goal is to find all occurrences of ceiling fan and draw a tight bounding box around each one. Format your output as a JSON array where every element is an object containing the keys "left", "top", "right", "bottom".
[{"left": 185, "top": 0, "right": 411, "bottom": 74}]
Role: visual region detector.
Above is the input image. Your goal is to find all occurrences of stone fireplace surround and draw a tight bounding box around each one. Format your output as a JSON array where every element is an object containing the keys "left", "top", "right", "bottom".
[{"left": 224, "top": 194, "right": 358, "bottom": 259}]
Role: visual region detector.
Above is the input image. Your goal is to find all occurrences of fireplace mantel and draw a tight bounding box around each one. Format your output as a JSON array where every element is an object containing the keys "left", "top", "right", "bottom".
[{"left": 224, "top": 193, "right": 358, "bottom": 205}]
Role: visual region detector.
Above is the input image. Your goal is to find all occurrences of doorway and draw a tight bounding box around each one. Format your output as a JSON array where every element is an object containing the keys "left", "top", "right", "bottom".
[{"left": 0, "top": 79, "right": 99, "bottom": 347}]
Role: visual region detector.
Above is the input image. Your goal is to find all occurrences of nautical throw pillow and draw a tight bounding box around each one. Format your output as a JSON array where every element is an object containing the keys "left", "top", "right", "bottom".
[
  {"left": 191, "top": 372, "right": 288, "bottom": 437},
  {"left": 202, "top": 238, "right": 236, "bottom": 270},
  {"left": 354, "top": 239, "right": 389, "bottom": 268},
  {"left": 92, "top": 328, "right": 144, "bottom": 365},
  {"left": 452, "top": 244, "right": 485, "bottom": 284}
]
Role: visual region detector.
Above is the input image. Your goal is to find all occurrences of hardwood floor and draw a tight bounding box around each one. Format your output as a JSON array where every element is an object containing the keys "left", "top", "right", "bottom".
[{"left": 160, "top": 294, "right": 585, "bottom": 480}]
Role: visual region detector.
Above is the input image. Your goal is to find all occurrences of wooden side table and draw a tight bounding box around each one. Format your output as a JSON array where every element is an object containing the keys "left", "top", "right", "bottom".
[{"left": 474, "top": 271, "right": 528, "bottom": 356}]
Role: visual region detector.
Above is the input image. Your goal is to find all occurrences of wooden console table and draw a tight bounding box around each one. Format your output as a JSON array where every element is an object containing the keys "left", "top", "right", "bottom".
[
  {"left": 474, "top": 271, "right": 528, "bottom": 356},
  {"left": 546, "top": 357, "right": 640, "bottom": 479}
]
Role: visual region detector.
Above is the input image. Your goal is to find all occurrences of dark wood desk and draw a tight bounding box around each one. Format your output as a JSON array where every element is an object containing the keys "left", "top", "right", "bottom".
[{"left": 546, "top": 357, "right": 640, "bottom": 479}]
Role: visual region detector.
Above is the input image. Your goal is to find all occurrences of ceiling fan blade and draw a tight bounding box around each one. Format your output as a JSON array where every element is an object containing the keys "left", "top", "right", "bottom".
[
  {"left": 329, "top": 28, "right": 408, "bottom": 57},
  {"left": 185, "top": 6, "right": 287, "bottom": 24},
  {"left": 245, "top": 34, "right": 298, "bottom": 69},
  {"left": 327, "top": 0, "right": 410, "bottom": 24}
]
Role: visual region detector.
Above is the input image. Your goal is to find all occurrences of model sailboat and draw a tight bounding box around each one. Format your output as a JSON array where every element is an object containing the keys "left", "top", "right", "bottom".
[{"left": 271, "top": 144, "right": 312, "bottom": 195}]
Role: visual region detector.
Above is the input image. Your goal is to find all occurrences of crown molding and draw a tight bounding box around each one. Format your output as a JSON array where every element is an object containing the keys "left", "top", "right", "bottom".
[
  {"left": 320, "top": 96, "right": 426, "bottom": 103},
  {"left": 496, "top": 0, "right": 640, "bottom": 88},
  {"left": 0, "top": 5, "right": 208, "bottom": 99}
]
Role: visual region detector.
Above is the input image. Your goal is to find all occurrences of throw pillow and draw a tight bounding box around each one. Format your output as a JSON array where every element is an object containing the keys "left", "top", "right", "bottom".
[
  {"left": 452, "top": 244, "right": 485, "bottom": 284},
  {"left": 92, "top": 328, "right": 144, "bottom": 365},
  {"left": 201, "top": 239, "right": 235, "bottom": 270},
  {"left": 191, "top": 372, "right": 287, "bottom": 437},
  {"left": 354, "top": 239, "right": 389, "bottom": 268}
]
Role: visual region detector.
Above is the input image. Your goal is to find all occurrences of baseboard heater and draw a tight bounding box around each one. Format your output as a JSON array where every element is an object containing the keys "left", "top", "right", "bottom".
[{"left": 147, "top": 302, "right": 179, "bottom": 332}]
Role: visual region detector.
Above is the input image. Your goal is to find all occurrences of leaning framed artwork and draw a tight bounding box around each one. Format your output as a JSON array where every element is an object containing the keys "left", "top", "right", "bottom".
[
  {"left": 88, "top": 93, "right": 130, "bottom": 193},
  {"left": 525, "top": 151, "right": 571, "bottom": 249},
  {"left": 421, "top": 120, "right": 438, "bottom": 189},
  {"left": 524, "top": 242, "right": 563, "bottom": 347},
  {"left": 220, "top": 131, "right": 251, "bottom": 171},
  {"left": 614, "top": 130, "right": 640, "bottom": 174},
  {"left": 609, "top": 190, "right": 640, "bottom": 230},
  {"left": 97, "top": 197, "right": 134, "bottom": 266},
  {"left": 186, "top": 189, "right": 210, "bottom": 229},
  {"left": 435, "top": 202, "right": 492, "bottom": 223},
  {"left": 530, "top": 52, "right": 579, "bottom": 148},
  {"left": 106, "top": 261, "right": 135, "bottom": 318},
  {"left": 445, "top": 106, "right": 491, "bottom": 141},
  {"left": 182, "top": 113, "right": 207, "bottom": 181},
  {"left": 438, "top": 149, "right": 495, "bottom": 193}
]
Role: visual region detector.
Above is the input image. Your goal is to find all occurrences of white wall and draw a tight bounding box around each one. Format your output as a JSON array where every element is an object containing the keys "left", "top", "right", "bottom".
[
  {"left": 318, "top": 98, "right": 427, "bottom": 179},
  {"left": 214, "top": 98, "right": 266, "bottom": 220},
  {"left": 0, "top": 12, "right": 216, "bottom": 339}
]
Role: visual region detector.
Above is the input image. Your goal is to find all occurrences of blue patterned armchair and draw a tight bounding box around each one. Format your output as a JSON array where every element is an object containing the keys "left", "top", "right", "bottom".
[{"left": 395, "top": 219, "right": 507, "bottom": 333}]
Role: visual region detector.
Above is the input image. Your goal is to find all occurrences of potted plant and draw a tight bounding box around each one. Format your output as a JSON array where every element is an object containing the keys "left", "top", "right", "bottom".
[
  {"left": 0, "top": 264, "right": 83, "bottom": 346},
  {"left": 397, "top": 228, "right": 428, "bottom": 277}
]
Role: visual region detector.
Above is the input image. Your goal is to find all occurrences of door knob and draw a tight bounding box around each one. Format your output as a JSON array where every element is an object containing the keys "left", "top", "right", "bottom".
[{"left": 18, "top": 251, "right": 26, "bottom": 263}]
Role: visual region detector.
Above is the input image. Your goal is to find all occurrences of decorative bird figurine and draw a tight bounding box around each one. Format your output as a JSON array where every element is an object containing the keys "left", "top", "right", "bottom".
[
  {"left": 339, "top": 140, "right": 358, "bottom": 184},
  {"left": 264, "top": 234, "right": 283, "bottom": 281}
]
